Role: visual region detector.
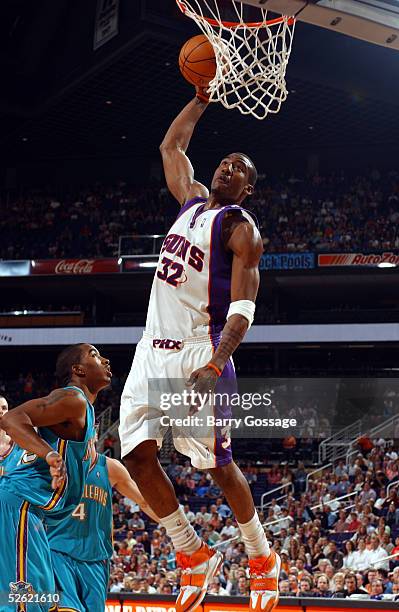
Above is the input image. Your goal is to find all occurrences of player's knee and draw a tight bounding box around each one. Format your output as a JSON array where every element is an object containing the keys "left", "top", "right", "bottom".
[{"left": 209, "top": 460, "right": 236, "bottom": 485}]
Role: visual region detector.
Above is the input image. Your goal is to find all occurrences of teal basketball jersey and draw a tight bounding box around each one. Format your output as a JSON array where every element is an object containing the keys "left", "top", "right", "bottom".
[
  {"left": 0, "top": 440, "right": 24, "bottom": 477},
  {"left": 0, "top": 386, "right": 96, "bottom": 522},
  {"left": 47, "top": 453, "right": 113, "bottom": 561}
]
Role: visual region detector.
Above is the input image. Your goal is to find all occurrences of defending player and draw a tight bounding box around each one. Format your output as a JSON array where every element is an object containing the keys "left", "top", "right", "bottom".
[
  {"left": 120, "top": 90, "right": 280, "bottom": 612},
  {"left": 46, "top": 440, "right": 159, "bottom": 612},
  {"left": 0, "top": 395, "right": 24, "bottom": 478},
  {"left": 0, "top": 344, "right": 111, "bottom": 612}
]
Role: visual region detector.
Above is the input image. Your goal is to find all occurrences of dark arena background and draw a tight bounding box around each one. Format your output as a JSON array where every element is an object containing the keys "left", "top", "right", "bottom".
[{"left": 0, "top": 1, "right": 399, "bottom": 611}]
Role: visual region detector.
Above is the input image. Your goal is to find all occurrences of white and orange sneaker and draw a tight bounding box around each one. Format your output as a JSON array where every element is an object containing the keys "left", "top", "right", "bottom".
[
  {"left": 175, "top": 542, "right": 223, "bottom": 612},
  {"left": 249, "top": 550, "right": 281, "bottom": 612}
]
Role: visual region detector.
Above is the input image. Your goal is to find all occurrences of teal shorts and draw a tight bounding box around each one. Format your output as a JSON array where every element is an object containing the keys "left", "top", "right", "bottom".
[
  {"left": 51, "top": 550, "right": 109, "bottom": 612},
  {"left": 0, "top": 491, "right": 57, "bottom": 612}
]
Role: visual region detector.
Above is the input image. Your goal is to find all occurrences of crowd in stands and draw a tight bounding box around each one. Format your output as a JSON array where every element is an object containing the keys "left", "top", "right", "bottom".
[
  {"left": 1, "top": 169, "right": 398, "bottom": 260},
  {"left": 107, "top": 442, "right": 399, "bottom": 600}
]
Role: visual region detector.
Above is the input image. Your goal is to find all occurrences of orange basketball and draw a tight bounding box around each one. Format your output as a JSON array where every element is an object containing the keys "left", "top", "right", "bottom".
[{"left": 179, "top": 34, "right": 216, "bottom": 88}]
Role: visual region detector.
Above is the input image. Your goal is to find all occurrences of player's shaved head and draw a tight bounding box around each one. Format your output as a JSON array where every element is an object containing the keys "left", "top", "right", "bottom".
[
  {"left": 231, "top": 152, "right": 257, "bottom": 187},
  {"left": 56, "top": 343, "right": 87, "bottom": 387}
]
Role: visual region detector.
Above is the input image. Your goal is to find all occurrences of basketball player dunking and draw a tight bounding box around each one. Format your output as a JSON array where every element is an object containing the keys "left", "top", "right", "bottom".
[{"left": 120, "top": 89, "right": 280, "bottom": 612}]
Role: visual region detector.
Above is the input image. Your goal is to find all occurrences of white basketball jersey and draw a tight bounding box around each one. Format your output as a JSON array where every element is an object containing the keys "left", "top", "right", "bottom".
[{"left": 145, "top": 197, "right": 256, "bottom": 339}]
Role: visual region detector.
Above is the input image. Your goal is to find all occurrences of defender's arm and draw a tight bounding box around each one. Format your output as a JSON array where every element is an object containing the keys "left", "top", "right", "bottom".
[
  {"left": 0, "top": 388, "right": 86, "bottom": 457},
  {"left": 0, "top": 389, "right": 87, "bottom": 488},
  {"left": 107, "top": 457, "right": 160, "bottom": 522},
  {"left": 160, "top": 95, "right": 209, "bottom": 206}
]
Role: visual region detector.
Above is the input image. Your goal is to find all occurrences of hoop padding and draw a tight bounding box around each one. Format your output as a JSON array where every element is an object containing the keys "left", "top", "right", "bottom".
[{"left": 177, "top": 0, "right": 295, "bottom": 120}]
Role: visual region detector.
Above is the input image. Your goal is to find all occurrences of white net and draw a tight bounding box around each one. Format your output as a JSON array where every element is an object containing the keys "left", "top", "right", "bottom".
[{"left": 177, "top": 0, "right": 296, "bottom": 120}]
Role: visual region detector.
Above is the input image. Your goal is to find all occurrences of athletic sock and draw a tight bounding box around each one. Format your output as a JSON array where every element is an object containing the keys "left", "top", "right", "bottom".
[
  {"left": 161, "top": 506, "right": 202, "bottom": 555},
  {"left": 237, "top": 512, "right": 270, "bottom": 559}
]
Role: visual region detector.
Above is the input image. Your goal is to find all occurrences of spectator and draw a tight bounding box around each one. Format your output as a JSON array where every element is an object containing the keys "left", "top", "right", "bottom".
[
  {"left": 216, "top": 497, "right": 232, "bottom": 519},
  {"left": 327, "top": 541, "right": 344, "bottom": 570},
  {"left": 331, "top": 572, "right": 346, "bottom": 596},
  {"left": 208, "top": 577, "right": 229, "bottom": 596},
  {"left": 279, "top": 580, "right": 291, "bottom": 595},
  {"left": 297, "top": 576, "right": 316, "bottom": 597},
  {"left": 128, "top": 512, "right": 145, "bottom": 531},
  {"left": 352, "top": 538, "right": 371, "bottom": 572},
  {"left": 342, "top": 572, "right": 369, "bottom": 597},
  {"left": 315, "top": 574, "right": 333, "bottom": 598},
  {"left": 370, "top": 579, "right": 385, "bottom": 600},
  {"left": 342, "top": 540, "right": 357, "bottom": 570},
  {"left": 183, "top": 504, "right": 195, "bottom": 524},
  {"left": 367, "top": 534, "right": 390, "bottom": 570}
]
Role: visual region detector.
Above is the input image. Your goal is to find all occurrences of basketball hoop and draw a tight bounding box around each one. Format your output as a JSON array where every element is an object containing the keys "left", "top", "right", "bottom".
[{"left": 176, "top": 0, "right": 296, "bottom": 120}]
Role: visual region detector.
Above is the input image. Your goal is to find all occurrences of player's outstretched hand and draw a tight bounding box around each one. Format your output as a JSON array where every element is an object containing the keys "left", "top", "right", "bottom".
[
  {"left": 195, "top": 85, "right": 210, "bottom": 104},
  {"left": 186, "top": 364, "right": 219, "bottom": 415},
  {"left": 46, "top": 450, "right": 67, "bottom": 489}
]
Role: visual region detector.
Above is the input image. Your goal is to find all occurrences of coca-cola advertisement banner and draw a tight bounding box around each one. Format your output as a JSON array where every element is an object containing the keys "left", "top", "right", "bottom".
[
  {"left": 31, "top": 258, "right": 120, "bottom": 275},
  {"left": 318, "top": 252, "right": 399, "bottom": 267}
]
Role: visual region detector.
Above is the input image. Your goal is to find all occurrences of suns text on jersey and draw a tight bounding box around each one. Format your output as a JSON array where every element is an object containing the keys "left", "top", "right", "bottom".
[{"left": 161, "top": 233, "right": 205, "bottom": 272}]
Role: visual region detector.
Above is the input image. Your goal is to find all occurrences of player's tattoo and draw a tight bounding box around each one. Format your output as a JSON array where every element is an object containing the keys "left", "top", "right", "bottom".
[{"left": 212, "top": 325, "right": 247, "bottom": 369}]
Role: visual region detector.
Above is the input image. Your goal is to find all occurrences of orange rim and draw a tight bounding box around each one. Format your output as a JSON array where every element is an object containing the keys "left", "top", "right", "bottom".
[{"left": 176, "top": 0, "right": 295, "bottom": 28}]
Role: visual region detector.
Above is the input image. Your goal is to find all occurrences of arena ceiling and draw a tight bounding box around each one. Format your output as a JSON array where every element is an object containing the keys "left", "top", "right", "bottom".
[{"left": 0, "top": 0, "right": 398, "bottom": 165}]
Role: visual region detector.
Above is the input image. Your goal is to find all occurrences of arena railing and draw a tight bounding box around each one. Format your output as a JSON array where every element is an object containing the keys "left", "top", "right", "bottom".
[
  {"left": 387, "top": 479, "right": 399, "bottom": 497},
  {"left": 318, "top": 420, "right": 362, "bottom": 464},
  {"left": 118, "top": 234, "right": 165, "bottom": 257},
  {"left": 344, "top": 413, "right": 399, "bottom": 464},
  {"left": 260, "top": 482, "right": 294, "bottom": 512},
  {"left": 310, "top": 490, "right": 358, "bottom": 512},
  {"left": 305, "top": 463, "right": 333, "bottom": 492}
]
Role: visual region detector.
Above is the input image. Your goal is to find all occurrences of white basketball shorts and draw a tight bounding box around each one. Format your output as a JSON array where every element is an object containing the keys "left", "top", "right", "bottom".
[{"left": 119, "top": 331, "right": 235, "bottom": 469}]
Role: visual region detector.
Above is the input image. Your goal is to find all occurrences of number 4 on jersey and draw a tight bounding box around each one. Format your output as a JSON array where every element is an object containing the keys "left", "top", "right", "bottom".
[{"left": 71, "top": 502, "right": 86, "bottom": 521}]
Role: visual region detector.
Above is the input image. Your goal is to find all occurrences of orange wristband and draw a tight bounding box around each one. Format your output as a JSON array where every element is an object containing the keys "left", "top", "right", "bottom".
[{"left": 207, "top": 363, "right": 222, "bottom": 377}]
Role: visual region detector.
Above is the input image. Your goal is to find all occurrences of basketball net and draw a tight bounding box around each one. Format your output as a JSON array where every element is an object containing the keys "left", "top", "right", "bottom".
[{"left": 176, "top": 0, "right": 295, "bottom": 120}]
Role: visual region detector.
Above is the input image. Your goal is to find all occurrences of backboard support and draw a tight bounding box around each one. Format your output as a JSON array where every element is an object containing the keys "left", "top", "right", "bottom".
[{"left": 241, "top": 0, "right": 399, "bottom": 50}]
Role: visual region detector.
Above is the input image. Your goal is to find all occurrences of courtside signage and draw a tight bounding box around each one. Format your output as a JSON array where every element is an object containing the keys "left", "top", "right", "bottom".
[
  {"left": 318, "top": 252, "right": 399, "bottom": 267},
  {"left": 30, "top": 258, "right": 120, "bottom": 275},
  {"left": 260, "top": 252, "right": 315, "bottom": 270},
  {"left": 105, "top": 604, "right": 176, "bottom": 612},
  {"left": 105, "top": 602, "right": 394, "bottom": 612}
]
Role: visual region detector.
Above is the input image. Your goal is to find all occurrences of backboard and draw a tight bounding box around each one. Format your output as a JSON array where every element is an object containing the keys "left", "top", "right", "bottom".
[{"left": 241, "top": 0, "right": 399, "bottom": 49}]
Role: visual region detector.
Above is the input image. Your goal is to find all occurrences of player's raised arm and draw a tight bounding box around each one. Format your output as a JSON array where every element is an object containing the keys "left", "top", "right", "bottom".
[
  {"left": 160, "top": 89, "right": 210, "bottom": 206},
  {"left": 106, "top": 457, "right": 160, "bottom": 522},
  {"left": 188, "top": 221, "right": 263, "bottom": 391},
  {"left": 0, "top": 388, "right": 86, "bottom": 459}
]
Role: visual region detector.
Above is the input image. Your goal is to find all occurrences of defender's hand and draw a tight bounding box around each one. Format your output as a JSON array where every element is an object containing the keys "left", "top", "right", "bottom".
[{"left": 46, "top": 451, "right": 66, "bottom": 490}]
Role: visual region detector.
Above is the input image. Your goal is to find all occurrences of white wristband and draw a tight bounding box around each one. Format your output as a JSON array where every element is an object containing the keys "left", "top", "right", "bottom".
[{"left": 227, "top": 300, "right": 256, "bottom": 329}]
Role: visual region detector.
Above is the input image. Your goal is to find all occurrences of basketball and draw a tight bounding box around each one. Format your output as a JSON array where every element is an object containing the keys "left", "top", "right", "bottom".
[{"left": 178, "top": 34, "right": 216, "bottom": 88}]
